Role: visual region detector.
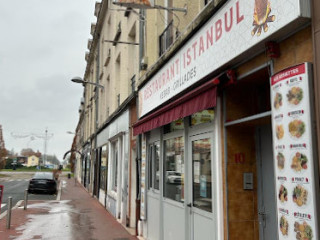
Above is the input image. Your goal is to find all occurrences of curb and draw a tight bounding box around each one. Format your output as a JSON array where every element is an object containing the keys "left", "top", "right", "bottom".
[{"left": 0, "top": 200, "right": 23, "bottom": 220}]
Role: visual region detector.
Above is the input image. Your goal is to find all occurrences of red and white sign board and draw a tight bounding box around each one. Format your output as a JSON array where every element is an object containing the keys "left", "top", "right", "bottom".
[
  {"left": 139, "top": 0, "right": 311, "bottom": 118},
  {"left": 270, "top": 63, "right": 318, "bottom": 239}
]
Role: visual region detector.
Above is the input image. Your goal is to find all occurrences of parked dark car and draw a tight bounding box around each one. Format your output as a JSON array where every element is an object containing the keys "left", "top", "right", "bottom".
[{"left": 28, "top": 172, "right": 57, "bottom": 194}]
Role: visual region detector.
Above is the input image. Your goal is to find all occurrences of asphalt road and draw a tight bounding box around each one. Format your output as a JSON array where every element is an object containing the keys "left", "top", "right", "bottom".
[{"left": 0, "top": 172, "right": 57, "bottom": 214}]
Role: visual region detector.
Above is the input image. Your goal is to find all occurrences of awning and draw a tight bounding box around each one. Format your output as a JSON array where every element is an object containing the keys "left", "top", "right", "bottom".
[{"left": 133, "top": 78, "right": 219, "bottom": 135}]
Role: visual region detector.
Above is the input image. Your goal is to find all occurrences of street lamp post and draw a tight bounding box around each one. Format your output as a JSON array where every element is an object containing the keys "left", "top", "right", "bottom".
[
  {"left": 66, "top": 131, "right": 81, "bottom": 186},
  {"left": 71, "top": 77, "right": 104, "bottom": 90}
]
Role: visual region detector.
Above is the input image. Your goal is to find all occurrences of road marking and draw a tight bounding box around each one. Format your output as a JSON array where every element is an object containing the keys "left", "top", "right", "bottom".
[
  {"left": 3, "top": 179, "right": 29, "bottom": 182},
  {"left": 1, "top": 204, "right": 6, "bottom": 208}
]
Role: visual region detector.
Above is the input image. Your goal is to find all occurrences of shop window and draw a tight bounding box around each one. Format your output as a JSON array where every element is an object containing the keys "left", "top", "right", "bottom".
[
  {"left": 99, "top": 145, "right": 108, "bottom": 191},
  {"left": 148, "top": 142, "right": 160, "bottom": 191},
  {"left": 86, "top": 152, "right": 91, "bottom": 186},
  {"left": 163, "top": 119, "right": 184, "bottom": 134},
  {"left": 111, "top": 142, "right": 118, "bottom": 192},
  {"left": 82, "top": 157, "right": 86, "bottom": 185},
  {"left": 148, "top": 144, "right": 153, "bottom": 189},
  {"left": 163, "top": 136, "right": 184, "bottom": 202},
  {"left": 190, "top": 109, "right": 215, "bottom": 126},
  {"left": 192, "top": 138, "right": 212, "bottom": 212}
]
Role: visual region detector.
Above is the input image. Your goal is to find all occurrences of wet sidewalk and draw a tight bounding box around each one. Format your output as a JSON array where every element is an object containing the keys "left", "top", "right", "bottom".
[{"left": 0, "top": 177, "right": 138, "bottom": 240}]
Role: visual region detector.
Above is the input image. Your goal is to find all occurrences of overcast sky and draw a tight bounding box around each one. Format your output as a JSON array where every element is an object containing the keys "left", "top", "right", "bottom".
[{"left": 0, "top": 0, "right": 96, "bottom": 162}]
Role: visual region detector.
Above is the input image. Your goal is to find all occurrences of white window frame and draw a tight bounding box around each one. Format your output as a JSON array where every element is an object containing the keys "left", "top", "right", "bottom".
[
  {"left": 147, "top": 141, "right": 160, "bottom": 192},
  {"left": 111, "top": 140, "right": 118, "bottom": 192}
]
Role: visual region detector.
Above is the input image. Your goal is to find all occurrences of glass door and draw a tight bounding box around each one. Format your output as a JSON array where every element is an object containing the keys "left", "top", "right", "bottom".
[{"left": 188, "top": 133, "right": 215, "bottom": 240}]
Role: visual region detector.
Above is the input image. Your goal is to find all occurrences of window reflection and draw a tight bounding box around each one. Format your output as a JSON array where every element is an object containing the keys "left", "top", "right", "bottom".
[
  {"left": 164, "top": 119, "right": 184, "bottom": 134},
  {"left": 148, "top": 145, "right": 153, "bottom": 189},
  {"left": 191, "top": 109, "right": 215, "bottom": 126},
  {"left": 154, "top": 143, "right": 160, "bottom": 190},
  {"left": 164, "top": 136, "right": 184, "bottom": 202},
  {"left": 148, "top": 142, "right": 160, "bottom": 191},
  {"left": 86, "top": 152, "right": 91, "bottom": 187},
  {"left": 112, "top": 142, "right": 118, "bottom": 191},
  {"left": 100, "top": 145, "right": 108, "bottom": 191},
  {"left": 192, "top": 138, "right": 212, "bottom": 212}
]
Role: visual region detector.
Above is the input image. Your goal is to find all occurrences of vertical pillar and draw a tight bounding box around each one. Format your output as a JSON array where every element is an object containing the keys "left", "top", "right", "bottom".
[{"left": 312, "top": 0, "right": 320, "bottom": 170}]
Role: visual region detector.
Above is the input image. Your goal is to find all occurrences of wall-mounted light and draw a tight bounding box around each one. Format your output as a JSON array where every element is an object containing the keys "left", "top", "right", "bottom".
[{"left": 71, "top": 77, "right": 104, "bottom": 90}]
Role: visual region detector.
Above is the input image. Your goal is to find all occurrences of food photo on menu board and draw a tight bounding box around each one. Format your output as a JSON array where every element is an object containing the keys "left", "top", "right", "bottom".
[
  {"left": 287, "top": 86, "right": 303, "bottom": 105},
  {"left": 274, "top": 92, "right": 283, "bottom": 109},
  {"left": 294, "top": 221, "right": 313, "bottom": 240},
  {"left": 291, "top": 152, "right": 308, "bottom": 172},
  {"left": 278, "top": 184, "right": 288, "bottom": 203},
  {"left": 277, "top": 152, "right": 286, "bottom": 170},
  {"left": 292, "top": 184, "right": 308, "bottom": 207},
  {"left": 270, "top": 63, "right": 318, "bottom": 240},
  {"left": 276, "top": 124, "right": 284, "bottom": 139},
  {"left": 280, "top": 215, "right": 289, "bottom": 236},
  {"left": 289, "top": 119, "right": 306, "bottom": 139}
]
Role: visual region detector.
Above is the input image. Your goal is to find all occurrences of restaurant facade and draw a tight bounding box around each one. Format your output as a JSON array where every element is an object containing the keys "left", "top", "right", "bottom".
[{"left": 133, "top": 0, "right": 320, "bottom": 239}]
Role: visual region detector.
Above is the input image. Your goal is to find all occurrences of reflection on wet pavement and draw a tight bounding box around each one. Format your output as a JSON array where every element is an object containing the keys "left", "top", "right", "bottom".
[{"left": 15, "top": 200, "right": 92, "bottom": 240}]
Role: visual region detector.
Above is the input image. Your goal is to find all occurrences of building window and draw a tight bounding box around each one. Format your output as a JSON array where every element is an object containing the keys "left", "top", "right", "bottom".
[
  {"left": 148, "top": 142, "right": 160, "bottom": 191},
  {"left": 131, "top": 75, "right": 136, "bottom": 94},
  {"left": 100, "top": 145, "right": 108, "bottom": 191},
  {"left": 117, "top": 94, "right": 120, "bottom": 107},
  {"left": 159, "top": 20, "right": 174, "bottom": 56},
  {"left": 163, "top": 136, "right": 184, "bottom": 202}
]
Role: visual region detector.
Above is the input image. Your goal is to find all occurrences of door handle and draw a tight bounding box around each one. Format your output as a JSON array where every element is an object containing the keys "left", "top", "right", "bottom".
[
  {"left": 187, "top": 203, "right": 192, "bottom": 215},
  {"left": 258, "top": 211, "right": 266, "bottom": 228}
]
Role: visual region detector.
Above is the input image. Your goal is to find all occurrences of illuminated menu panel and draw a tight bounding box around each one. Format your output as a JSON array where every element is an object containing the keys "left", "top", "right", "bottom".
[
  {"left": 140, "top": 134, "right": 147, "bottom": 220},
  {"left": 270, "top": 63, "right": 318, "bottom": 239}
]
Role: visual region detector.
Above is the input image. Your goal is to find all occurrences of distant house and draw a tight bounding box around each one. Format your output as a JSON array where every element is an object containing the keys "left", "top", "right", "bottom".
[
  {"left": 27, "top": 155, "right": 39, "bottom": 167},
  {"left": 16, "top": 156, "right": 28, "bottom": 166}
]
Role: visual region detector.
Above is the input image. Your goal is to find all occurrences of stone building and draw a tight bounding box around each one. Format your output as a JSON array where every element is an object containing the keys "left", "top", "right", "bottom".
[{"left": 72, "top": 0, "right": 320, "bottom": 239}]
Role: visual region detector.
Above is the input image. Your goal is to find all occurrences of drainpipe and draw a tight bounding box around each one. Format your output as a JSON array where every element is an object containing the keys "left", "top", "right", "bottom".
[
  {"left": 139, "top": 9, "right": 146, "bottom": 70},
  {"left": 93, "top": 36, "right": 101, "bottom": 197},
  {"left": 136, "top": 8, "right": 145, "bottom": 236}
]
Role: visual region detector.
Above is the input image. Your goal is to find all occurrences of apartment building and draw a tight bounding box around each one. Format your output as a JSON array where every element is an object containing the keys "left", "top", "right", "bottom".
[
  {"left": 73, "top": 0, "right": 320, "bottom": 239},
  {"left": 75, "top": 0, "right": 140, "bottom": 230}
]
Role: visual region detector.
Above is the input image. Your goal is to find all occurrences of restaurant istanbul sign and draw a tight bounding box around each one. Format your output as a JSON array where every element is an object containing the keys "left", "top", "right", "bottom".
[{"left": 138, "top": 0, "right": 311, "bottom": 118}]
